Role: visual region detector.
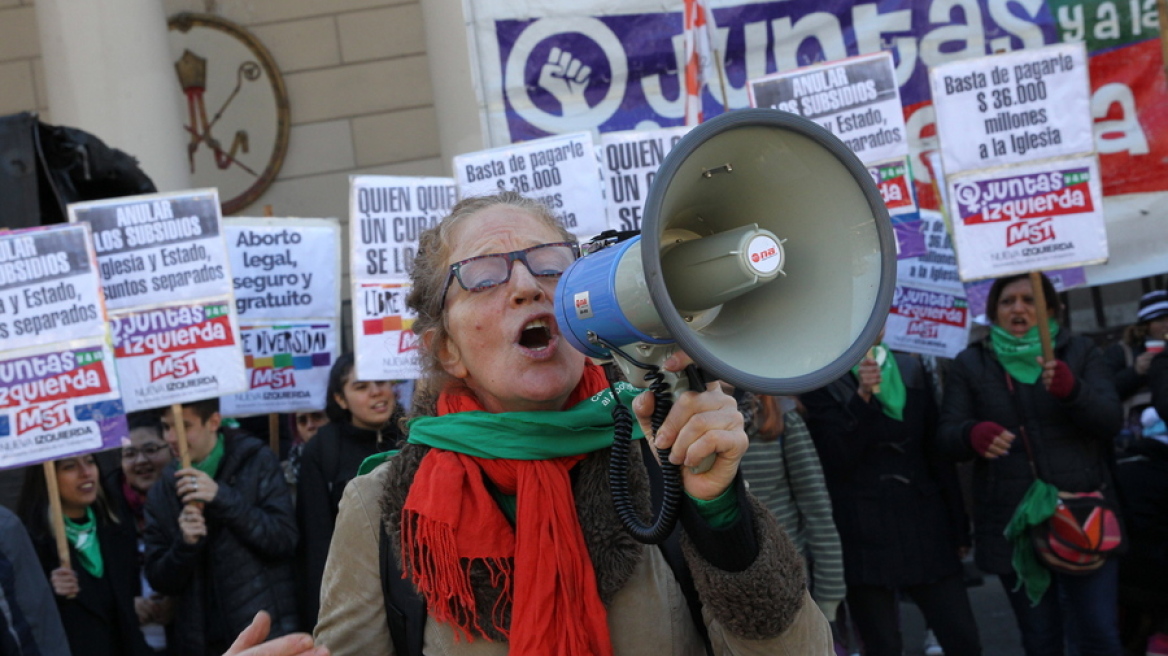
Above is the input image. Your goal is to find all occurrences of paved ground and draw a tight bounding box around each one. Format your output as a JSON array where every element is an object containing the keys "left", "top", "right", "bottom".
[{"left": 836, "top": 573, "right": 1025, "bottom": 656}]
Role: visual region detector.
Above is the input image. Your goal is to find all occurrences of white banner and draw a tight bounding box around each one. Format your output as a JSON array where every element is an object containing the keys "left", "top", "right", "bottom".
[
  {"left": 220, "top": 322, "right": 338, "bottom": 416},
  {"left": 352, "top": 281, "right": 420, "bottom": 381},
  {"left": 598, "top": 126, "right": 691, "bottom": 232},
  {"left": 0, "top": 339, "right": 127, "bottom": 469},
  {"left": 749, "top": 51, "right": 908, "bottom": 164},
  {"left": 69, "top": 189, "right": 232, "bottom": 311},
  {"left": 111, "top": 299, "right": 247, "bottom": 412},
  {"left": 948, "top": 156, "right": 1107, "bottom": 280},
  {"left": 895, "top": 210, "right": 964, "bottom": 294},
  {"left": 885, "top": 285, "right": 971, "bottom": 359},
  {"left": 225, "top": 218, "right": 341, "bottom": 320},
  {"left": 929, "top": 42, "right": 1093, "bottom": 176},
  {"left": 454, "top": 132, "right": 608, "bottom": 240},
  {"left": 349, "top": 176, "right": 457, "bottom": 282},
  {"left": 0, "top": 225, "right": 107, "bottom": 352}
]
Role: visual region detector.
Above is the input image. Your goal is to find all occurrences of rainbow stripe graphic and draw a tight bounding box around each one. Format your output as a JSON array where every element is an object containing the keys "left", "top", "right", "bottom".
[
  {"left": 245, "top": 352, "right": 330, "bottom": 370},
  {"left": 362, "top": 316, "right": 415, "bottom": 336}
]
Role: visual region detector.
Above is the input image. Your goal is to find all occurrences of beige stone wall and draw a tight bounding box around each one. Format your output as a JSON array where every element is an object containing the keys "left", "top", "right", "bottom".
[
  {"left": 0, "top": 0, "right": 48, "bottom": 121},
  {"left": 4, "top": 0, "right": 445, "bottom": 225},
  {"left": 163, "top": 0, "right": 446, "bottom": 223}
]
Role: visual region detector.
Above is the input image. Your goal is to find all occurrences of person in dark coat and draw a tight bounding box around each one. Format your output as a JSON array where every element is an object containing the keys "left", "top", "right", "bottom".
[
  {"left": 104, "top": 411, "right": 174, "bottom": 653},
  {"left": 938, "top": 272, "right": 1123, "bottom": 656},
  {"left": 1102, "top": 289, "right": 1168, "bottom": 447},
  {"left": 0, "top": 505, "right": 72, "bottom": 656},
  {"left": 803, "top": 330, "right": 979, "bottom": 656},
  {"left": 18, "top": 455, "right": 152, "bottom": 656},
  {"left": 295, "top": 352, "right": 402, "bottom": 629},
  {"left": 144, "top": 399, "right": 299, "bottom": 656}
]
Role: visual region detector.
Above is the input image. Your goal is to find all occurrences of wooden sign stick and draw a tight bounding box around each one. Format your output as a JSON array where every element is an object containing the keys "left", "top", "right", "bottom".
[
  {"left": 1029, "top": 271, "right": 1056, "bottom": 364},
  {"left": 42, "top": 461, "right": 71, "bottom": 571},
  {"left": 269, "top": 413, "right": 280, "bottom": 455},
  {"left": 173, "top": 402, "right": 192, "bottom": 470}
]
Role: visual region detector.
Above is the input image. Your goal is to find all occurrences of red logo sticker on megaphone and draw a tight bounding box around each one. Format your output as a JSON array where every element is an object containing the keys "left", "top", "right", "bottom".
[{"left": 746, "top": 235, "right": 782, "bottom": 275}]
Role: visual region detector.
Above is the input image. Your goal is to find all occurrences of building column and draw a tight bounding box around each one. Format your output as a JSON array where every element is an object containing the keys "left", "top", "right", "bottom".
[
  {"left": 421, "top": 0, "right": 486, "bottom": 171},
  {"left": 35, "top": 0, "right": 190, "bottom": 192}
]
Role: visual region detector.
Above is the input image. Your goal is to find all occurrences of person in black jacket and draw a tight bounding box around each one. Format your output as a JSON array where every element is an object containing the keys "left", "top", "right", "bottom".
[
  {"left": 296, "top": 352, "right": 402, "bottom": 630},
  {"left": 1102, "top": 289, "right": 1168, "bottom": 449},
  {"left": 18, "top": 454, "right": 152, "bottom": 656},
  {"left": 144, "top": 398, "right": 299, "bottom": 656},
  {"left": 938, "top": 272, "right": 1123, "bottom": 656},
  {"left": 803, "top": 330, "right": 979, "bottom": 656}
]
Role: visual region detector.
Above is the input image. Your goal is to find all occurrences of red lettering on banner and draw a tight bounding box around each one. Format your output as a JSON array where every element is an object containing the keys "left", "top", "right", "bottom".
[
  {"left": 16, "top": 401, "right": 71, "bottom": 436},
  {"left": 1090, "top": 40, "right": 1168, "bottom": 196},
  {"left": 250, "top": 368, "right": 295, "bottom": 390},
  {"left": 398, "top": 331, "right": 419, "bottom": 354},
  {"left": 149, "top": 352, "right": 200, "bottom": 382},
  {"left": 906, "top": 321, "right": 939, "bottom": 338},
  {"left": 1006, "top": 218, "right": 1056, "bottom": 247}
]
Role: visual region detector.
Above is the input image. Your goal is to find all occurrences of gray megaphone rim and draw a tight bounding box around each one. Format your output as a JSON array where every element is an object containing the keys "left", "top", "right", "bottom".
[{"left": 641, "top": 108, "right": 897, "bottom": 395}]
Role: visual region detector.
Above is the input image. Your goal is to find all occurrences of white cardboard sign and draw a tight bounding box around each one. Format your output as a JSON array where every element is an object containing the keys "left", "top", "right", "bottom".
[
  {"left": 349, "top": 176, "right": 457, "bottom": 283},
  {"left": 454, "top": 132, "right": 608, "bottom": 241},
  {"left": 948, "top": 156, "right": 1107, "bottom": 280},
  {"left": 748, "top": 51, "right": 908, "bottom": 164},
  {"left": 110, "top": 299, "right": 247, "bottom": 412},
  {"left": 0, "top": 225, "right": 107, "bottom": 352},
  {"left": 225, "top": 218, "right": 341, "bottom": 320},
  {"left": 929, "top": 42, "right": 1093, "bottom": 176},
  {"left": 220, "top": 321, "right": 338, "bottom": 416},
  {"left": 598, "top": 127, "right": 691, "bottom": 232},
  {"left": 69, "top": 189, "right": 233, "bottom": 311},
  {"left": 885, "top": 285, "right": 971, "bottom": 359},
  {"left": 352, "top": 281, "right": 420, "bottom": 381}
]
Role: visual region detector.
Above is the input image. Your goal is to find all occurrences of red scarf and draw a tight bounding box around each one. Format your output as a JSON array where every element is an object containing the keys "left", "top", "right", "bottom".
[{"left": 400, "top": 364, "right": 614, "bottom": 656}]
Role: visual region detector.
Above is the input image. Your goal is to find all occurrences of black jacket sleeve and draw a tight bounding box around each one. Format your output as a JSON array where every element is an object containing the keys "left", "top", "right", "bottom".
[
  {"left": 1151, "top": 352, "right": 1168, "bottom": 422},
  {"left": 143, "top": 476, "right": 204, "bottom": 596},
  {"left": 1103, "top": 342, "right": 1146, "bottom": 402},
  {"left": 204, "top": 446, "right": 298, "bottom": 561}
]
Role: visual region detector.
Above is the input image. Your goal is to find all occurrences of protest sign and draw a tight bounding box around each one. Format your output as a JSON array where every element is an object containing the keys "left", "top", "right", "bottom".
[
  {"left": 885, "top": 285, "right": 970, "bottom": 359},
  {"left": 69, "top": 189, "right": 232, "bottom": 311},
  {"left": 749, "top": 52, "right": 908, "bottom": 164},
  {"left": 349, "top": 177, "right": 457, "bottom": 282},
  {"left": 225, "top": 218, "right": 341, "bottom": 320},
  {"left": 454, "top": 132, "right": 608, "bottom": 240},
  {"left": 0, "top": 225, "right": 107, "bottom": 353},
  {"left": 110, "top": 299, "right": 247, "bottom": 412},
  {"left": 220, "top": 322, "right": 337, "bottom": 416},
  {"left": 868, "top": 158, "right": 925, "bottom": 260},
  {"left": 0, "top": 339, "right": 127, "bottom": 469},
  {"left": 598, "top": 127, "right": 691, "bottom": 232},
  {"left": 353, "top": 281, "right": 419, "bottom": 381},
  {"left": 947, "top": 156, "right": 1106, "bottom": 281},
  {"left": 929, "top": 43, "right": 1093, "bottom": 176},
  {"left": 896, "top": 210, "right": 964, "bottom": 294}
]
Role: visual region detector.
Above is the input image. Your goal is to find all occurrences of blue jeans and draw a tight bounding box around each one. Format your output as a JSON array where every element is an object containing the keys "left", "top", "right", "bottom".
[{"left": 999, "top": 558, "right": 1122, "bottom": 656}]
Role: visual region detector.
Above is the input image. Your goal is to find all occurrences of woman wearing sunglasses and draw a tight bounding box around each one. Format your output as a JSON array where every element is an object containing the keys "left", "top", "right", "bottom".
[
  {"left": 313, "top": 192, "right": 828, "bottom": 655},
  {"left": 296, "top": 352, "right": 403, "bottom": 631}
]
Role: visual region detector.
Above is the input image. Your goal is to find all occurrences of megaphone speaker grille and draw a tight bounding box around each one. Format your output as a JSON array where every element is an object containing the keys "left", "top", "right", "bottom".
[{"left": 642, "top": 109, "right": 896, "bottom": 395}]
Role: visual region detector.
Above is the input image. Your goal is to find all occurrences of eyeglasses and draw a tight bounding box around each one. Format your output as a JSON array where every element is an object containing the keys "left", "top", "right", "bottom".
[
  {"left": 122, "top": 443, "right": 169, "bottom": 460},
  {"left": 296, "top": 412, "right": 326, "bottom": 426},
  {"left": 440, "top": 242, "right": 579, "bottom": 307}
]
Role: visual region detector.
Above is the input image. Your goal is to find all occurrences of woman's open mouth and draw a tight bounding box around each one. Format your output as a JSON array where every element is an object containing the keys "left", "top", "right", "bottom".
[{"left": 518, "top": 317, "right": 554, "bottom": 351}]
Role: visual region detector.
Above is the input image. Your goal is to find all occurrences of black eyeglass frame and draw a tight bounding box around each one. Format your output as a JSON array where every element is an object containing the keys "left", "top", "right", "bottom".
[{"left": 439, "top": 241, "right": 580, "bottom": 307}]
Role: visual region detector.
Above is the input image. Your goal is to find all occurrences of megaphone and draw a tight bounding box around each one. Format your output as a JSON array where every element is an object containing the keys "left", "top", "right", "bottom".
[{"left": 554, "top": 108, "right": 896, "bottom": 542}]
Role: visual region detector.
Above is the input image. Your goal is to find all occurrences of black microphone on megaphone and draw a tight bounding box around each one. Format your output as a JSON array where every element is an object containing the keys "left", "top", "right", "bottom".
[{"left": 553, "top": 108, "right": 897, "bottom": 544}]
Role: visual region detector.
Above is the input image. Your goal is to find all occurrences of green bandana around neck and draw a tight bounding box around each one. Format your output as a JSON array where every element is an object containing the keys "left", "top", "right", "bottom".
[
  {"left": 193, "top": 434, "right": 225, "bottom": 479},
  {"left": 853, "top": 343, "right": 906, "bottom": 421},
  {"left": 405, "top": 381, "right": 645, "bottom": 459},
  {"left": 991, "top": 320, "right": 1060, "bottom": 384},
  {"left": 64, "top": 507, "right": 103, "bottom": 579}
]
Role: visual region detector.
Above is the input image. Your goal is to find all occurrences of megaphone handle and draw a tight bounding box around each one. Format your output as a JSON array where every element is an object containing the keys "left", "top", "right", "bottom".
[{"left": 653, "top": 365, "right": 717, "bottom": 475}]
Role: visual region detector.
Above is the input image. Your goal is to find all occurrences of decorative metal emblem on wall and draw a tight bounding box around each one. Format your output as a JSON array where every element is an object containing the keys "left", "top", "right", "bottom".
[{"left": 168, "top": 13, "right": 290, "bottom": 215}]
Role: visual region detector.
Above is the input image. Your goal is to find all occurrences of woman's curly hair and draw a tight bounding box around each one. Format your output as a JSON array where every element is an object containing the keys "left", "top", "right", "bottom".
[{"left": 405, "top": 191, "right": 573, "bottom": 415}]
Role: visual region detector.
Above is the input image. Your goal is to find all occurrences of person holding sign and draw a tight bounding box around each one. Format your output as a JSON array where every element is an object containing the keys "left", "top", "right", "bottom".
[
  {"left": 938, "top": 273, "right": 1123, "bottom": 656},
  {"left": 802, "top": 329, "right": 980, "bottom": 656},
  {"left": 1103, "top": 290, "right": 1168, "bottom": 448},
  {"left": 313, "top": 192, "right": 829, "bottom": 655},
  {"left": 18, "top": 455, "right": 153, "bottom": 656},
  {"left": 297, "top": 353, "right": 402, "bottom": 629},
  {"left": 144, "top": 399, "right": 299, "bottom": 656}
]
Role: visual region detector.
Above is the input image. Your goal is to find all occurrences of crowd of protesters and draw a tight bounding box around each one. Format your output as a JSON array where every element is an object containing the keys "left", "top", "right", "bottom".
[{"left": 3, "top": 207, "right": 1168, "bottom": 655}]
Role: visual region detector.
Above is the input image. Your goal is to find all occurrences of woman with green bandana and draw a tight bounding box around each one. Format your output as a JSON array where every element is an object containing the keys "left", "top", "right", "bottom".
[
  {"left": 802, "top": 328, "right": 980, "bottom": 656},
  {"left": 938, "top": 272, "right": 1123, "bottom": 656},
  {"left": 17, "top": 454, "right": 153, "bottom": 656},
  {"left": 313, "top": 192, "right": 831, "bottom": 656}
]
